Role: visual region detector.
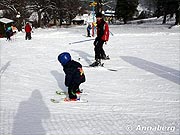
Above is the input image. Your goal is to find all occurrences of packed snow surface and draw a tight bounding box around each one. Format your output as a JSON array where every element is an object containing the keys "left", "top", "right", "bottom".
[{"left": 0, "top": 21, "right": 179, "bottom": 135}]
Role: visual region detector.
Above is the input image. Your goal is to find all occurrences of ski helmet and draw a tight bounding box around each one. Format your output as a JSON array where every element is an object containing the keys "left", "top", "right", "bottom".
[{"left": 58, "top": 52, "right": 71, "bottom": 65}]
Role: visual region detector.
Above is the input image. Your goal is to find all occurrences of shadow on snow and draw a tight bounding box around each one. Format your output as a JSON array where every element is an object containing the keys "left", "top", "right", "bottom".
[
  {"left": 0, "top": 61, "right": 11, "bottom": 78},
  {"left": 51, "top": 70, "right": 67, "bottom": 92},
  {"left": 12, "top": 90, "right": 50, "bottom": 135},
  {"left": 121, "top": 56, "right": 180, "bottom": 85},
  {"left": 71, "top": 49, "right": 94, "bottom": 65}
]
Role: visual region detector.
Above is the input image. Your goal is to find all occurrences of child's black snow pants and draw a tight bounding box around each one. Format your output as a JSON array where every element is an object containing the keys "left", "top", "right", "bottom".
[{"left": 68, "top": 83, "right": 80, "bottom": 99}]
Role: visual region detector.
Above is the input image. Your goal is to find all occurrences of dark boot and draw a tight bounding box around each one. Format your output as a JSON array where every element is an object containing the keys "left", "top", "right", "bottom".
[
  {"left": 102, "top": 55, "right": 110, "bottom": 60},
  {"left": 89, "top": 59, "right": 101, "bottom": 67},
  {"left": 68, "top": 87, "right": 77, "bottom": 99}
]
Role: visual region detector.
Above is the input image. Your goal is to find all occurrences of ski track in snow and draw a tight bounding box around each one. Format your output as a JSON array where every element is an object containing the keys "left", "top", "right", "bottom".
[{"left": 0, "top": 22, "right": 180, "bottom": 135}]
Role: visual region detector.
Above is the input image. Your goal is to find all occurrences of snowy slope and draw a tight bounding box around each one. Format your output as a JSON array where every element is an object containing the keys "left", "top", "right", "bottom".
[{"left": 0, "top": 21, "right": 179, "bottom": 135}]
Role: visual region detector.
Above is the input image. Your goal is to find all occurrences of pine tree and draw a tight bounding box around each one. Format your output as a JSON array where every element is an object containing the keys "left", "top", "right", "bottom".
[{"left": 115, "top": 0, "right": 139, "bottom": 24}]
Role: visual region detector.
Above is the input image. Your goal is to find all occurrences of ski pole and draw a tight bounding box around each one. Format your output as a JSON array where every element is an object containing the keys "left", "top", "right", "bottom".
[
  {"left": 110, "top": 31, "right": 114, "bottom": 36},
  {"left": 69, "top": 38, "right": 94, "bottom": 45}
]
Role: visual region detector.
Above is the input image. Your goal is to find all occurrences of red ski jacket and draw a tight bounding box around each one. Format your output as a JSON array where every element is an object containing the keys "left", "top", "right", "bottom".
[
  {"left": 97, "top": 19, "right": 109, "bottom": 41},
  {"left": 25, "top": 24, "right": 32, "bottom": 33}
]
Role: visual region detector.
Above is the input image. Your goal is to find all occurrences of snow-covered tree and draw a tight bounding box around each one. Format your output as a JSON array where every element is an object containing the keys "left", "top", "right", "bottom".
[
  {"left": 0, "top": 0, "right": 28, "bottom": 31},
  {"left": 25, "top": 0, "right": 56, "bottom": 27},
  {"left": 115, "top": 0, "right": 139, "bottom": 24},
  {"left": 0, "top": 0, "right": 26, "bottom": 19},
  {"left": 156, "top": 0, "right": 180, "bottom": 25},
  {"left": 62, "top": 0, "right": 81, "bottom": 24}
]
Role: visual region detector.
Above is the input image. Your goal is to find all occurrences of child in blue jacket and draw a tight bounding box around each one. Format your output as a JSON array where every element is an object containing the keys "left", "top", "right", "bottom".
[
  {"left": 58, "top": 52, "right": 86, "bottom": 101},
  {"left": 87, "top": 23, "right": 92, "bottom": 37},
  {"left": 6, "top": 26, "right": 13, "bottom": 40}
]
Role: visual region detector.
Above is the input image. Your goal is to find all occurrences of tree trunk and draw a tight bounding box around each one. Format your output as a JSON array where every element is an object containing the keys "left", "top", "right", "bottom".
[
  {"left": 162, "top": 13, "right": 167, "bottom": 24},
  {"left": 37, "top": 12, "right": 41, "bottom": 27},
  {"left": 123, "top": 18, "right": 127, "bottom": 24},
  {"left": 97, "top": 0, "right": 102, "bottom": 13},
  {"left": 175, "top": 10, "right": 180, "bottom": 25}
]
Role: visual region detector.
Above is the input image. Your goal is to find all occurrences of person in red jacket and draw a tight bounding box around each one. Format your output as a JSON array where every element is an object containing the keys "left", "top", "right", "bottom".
[
  {"left": 25, "top": 22, "right": 32, "bottom": 40},
  {"left": 90, "top": 12, "right": 110, "bottom": 67}
]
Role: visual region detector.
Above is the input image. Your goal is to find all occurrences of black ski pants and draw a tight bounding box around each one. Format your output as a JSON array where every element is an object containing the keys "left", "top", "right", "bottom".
[
  {"left": 94, "top": 38, "right": 106, "bottom": 60},
  {"left": 25, "top": 32, "right": 31, "bottom": 40}
]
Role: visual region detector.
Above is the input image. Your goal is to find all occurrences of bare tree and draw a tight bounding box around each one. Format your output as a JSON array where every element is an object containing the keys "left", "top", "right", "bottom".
[
  {"left": 26, "top": 0, "right": 56, "bottom": 27},
  {"left": 156, "top": 0, "right": 179, "bottom": 25},
  {"left": 0, "top": 0, "right": 19, "bottom": 18},
  {"left": 0, "top": 0, "right": 27, "bottom": 31},
  {"left": 63, "top": 0, "right": 81, "bottom": 24},
  {"left": 0, "top": 0, "right": 84, "bottom": 27}
]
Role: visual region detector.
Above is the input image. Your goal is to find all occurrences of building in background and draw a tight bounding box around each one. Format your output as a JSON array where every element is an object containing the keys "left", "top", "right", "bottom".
[{"left": 0, "top": 18, "right": 14, "bottom": 38}]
